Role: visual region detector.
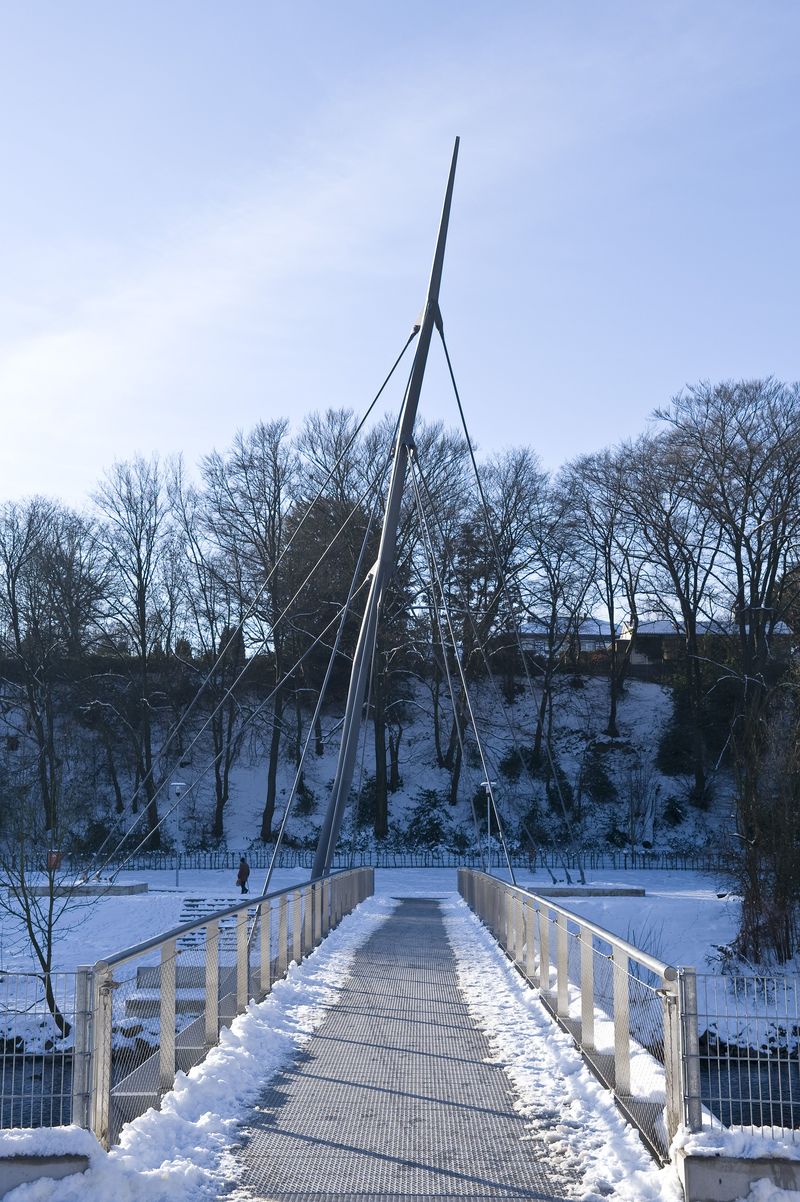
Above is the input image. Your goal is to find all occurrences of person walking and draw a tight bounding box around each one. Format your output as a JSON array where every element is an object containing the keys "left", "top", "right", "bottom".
[{"left": 236, "top": 856, "right": 250, "bottom": 895}]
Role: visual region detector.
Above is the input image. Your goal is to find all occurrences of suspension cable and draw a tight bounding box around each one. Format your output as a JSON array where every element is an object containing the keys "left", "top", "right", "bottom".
[
  {"left": 406, "top": 478, "right": 485, "bottom": 865},
  {"left": 108, "top": 572, "right": 373, "bottom": 879},
  {"left": 409, "top": 462, "right": 558, "bottom": 882},
  {"left": 255, "top": 429, "right": 396, "bottom": 898}
]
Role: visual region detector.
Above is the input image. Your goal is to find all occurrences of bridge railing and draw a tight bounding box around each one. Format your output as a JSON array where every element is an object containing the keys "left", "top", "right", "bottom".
[
  {"left": 87, "top": 866, "right": 373, "bottom": 1146},
  {"left": 458, "top": 869, "right": 683, "bottom": 1163}
]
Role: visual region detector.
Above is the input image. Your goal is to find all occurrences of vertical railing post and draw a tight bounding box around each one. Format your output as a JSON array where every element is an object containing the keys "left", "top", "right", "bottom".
[
  {"left": 680, "top": 967, "right": 703, "bottom": 1131},
  {"left": 278, "top": 894, "right": 289, "bottom": 976},
  {"left": 525, "top": 900, "right": 536, "bottom": 982},
  {"left": 304, "top": 884, "right": 314, "bottom": 953},
  {"left": 580, "top": 926, "right": 594, "bottom": 1050},
  {"left": 259, "top": 901, "right": 272, "bottom": 997},
  {"left": 612, "top": 948, "right": 631, "bottom": 1096},
  {"left": 322, "top": 878, "right": 331, "bottom": 937},
  {"left": 205, "top": 919, "right": 220, "bottom": 1043},
  {"left": 71, "top": 966, "right": 92, "bottom": 1129},
  {"left": 556, "top": 916, "right": 569, "bottom": 1018},
  {"left": 539, "top": 906, "right": 551, "bottom": 996},
  {"left": 292, "top": 891, "right": 303, "bottom": 962},
  {"left": 314, "top": 880, "right": 323, "bottom": 944},
  {"left": 89, "top": 962, "right": 114, "bottom": 1148},
  {"left": 160, "top": 938, "right": 177, "bottom": 1093},
  {"left": 662, "top": 979, "right": 683, "bottom": 1141},
  {"left": 236, "top": 909, "right": 249, "bottom": 1012}
]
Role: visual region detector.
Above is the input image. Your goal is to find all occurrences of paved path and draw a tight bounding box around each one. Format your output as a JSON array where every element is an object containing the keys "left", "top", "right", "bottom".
[{"left": 233, "top": 898, "right": 577, "bottom": 1201}]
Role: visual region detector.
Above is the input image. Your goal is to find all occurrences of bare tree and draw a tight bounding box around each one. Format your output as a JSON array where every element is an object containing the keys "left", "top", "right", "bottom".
[
  {"left": 656, "top": 380, "right": 800, "bottom": 960},
  {"left": 0, "top": 500, "right": 103, "bottom": 834},
  {"left": 627, "top": 431, "right": 723, "bottom": 803},
  {"left": 202, "top": 422, "right": 295, "bottom": 842},
  {"left": 521, "top": 478, "right": 593, "bottom": 760},
  {"left": 93, "top": 456, "right": 173, "bottom": 846},
  {"left": 170, "top": 465, "right": 248, "bottom": 841},
  {"left": 563, "top": 449, "right": 640, "bottom": 737}
]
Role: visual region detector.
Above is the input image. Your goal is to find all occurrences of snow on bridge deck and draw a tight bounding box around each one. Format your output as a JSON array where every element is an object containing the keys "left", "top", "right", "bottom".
[{"left": 231, "top": 898, "right": 577, "bottom": 1201}]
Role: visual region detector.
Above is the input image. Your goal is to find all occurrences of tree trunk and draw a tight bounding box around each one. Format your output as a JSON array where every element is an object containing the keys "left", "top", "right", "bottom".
[
  {"left": 314, "top": 712, "right": 324, "bottom": 757},
  {"left": 373, "top": 685, "right": 388, "bottom": 839},
  {"left": 431, "top": 666, "right": 445, "bottom": 768},
  {"left": 260, "top": 687, "right": 285, "bottom": 842},
  {"left": 388, "top": 725, "right": 402, "bottom": 792},
  {"left": 448, "top": 740, "right": 463, "bottom": 806}
]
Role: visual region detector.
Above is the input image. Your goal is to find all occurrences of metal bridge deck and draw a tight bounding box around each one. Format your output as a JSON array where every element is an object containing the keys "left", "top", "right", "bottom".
[{"left": 231, "top": 898, "right": 577, "bottom": 1201}]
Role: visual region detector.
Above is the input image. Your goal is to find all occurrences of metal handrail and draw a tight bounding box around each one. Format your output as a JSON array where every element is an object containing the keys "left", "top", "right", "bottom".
[
  {"left": 83, "top": 866, "right": 374, "bottom": 1146},
  {"left": 459, "top": 868, "right": 684, "bottom": 1162},
  {"left": 495, "top": 878, "right": 677, "bottom": 982},
  {"left": 96, "top": 872, "right": 349, "bottom": 970}
]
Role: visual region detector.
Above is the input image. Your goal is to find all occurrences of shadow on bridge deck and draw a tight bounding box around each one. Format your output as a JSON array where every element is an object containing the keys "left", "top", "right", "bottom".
[{"left": 231, "top": 898, "right": 577, "bottom": 1201}]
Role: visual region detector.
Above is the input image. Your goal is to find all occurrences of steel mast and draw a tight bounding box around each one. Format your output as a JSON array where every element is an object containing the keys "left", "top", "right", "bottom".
[{"left": 311, "top": 137, "right": 460, "bottom": 878}]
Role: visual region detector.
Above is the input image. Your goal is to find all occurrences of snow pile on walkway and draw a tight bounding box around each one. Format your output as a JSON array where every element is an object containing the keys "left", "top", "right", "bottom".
[
  {"left": 1, "top": 896, "right": 395, "bottom": 1202},
  {"left": 442, "top": 897, "right": 685, "bottom": 1202}
]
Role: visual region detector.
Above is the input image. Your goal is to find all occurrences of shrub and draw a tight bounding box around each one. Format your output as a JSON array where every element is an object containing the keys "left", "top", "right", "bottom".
[
  {"left": 605, "top": 810, "right": 628, "bottom": 848},
  {"left": 499, "top": 745, "right": 544, "bottom": 783},
  {"left": 404, "top": 788, "right": 451, "bottom": 849},
  {"left": 656, "top": 686, "right": 695, "bottom": 776},
  {"left": 294, "top": 777, "right": 317, "bottom": 816},
  {"left": 663, "top": 795, "right": 685, "bottom": 826},
  {"left": 582, "top": 745, "right": 617, "bottom": 805}
]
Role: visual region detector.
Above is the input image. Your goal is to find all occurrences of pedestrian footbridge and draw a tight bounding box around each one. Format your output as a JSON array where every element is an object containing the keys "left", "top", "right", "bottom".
[
  {"left": 3, "top": 868, "right": 800, "bottom": 1201},
  {"left": 233, "top": 895, "right": 575, "bottom": 1200}
]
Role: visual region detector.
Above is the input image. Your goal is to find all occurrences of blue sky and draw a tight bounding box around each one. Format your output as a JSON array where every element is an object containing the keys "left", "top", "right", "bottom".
[{"left": 1, "top": 2, "right": 798, "bottom": 506}]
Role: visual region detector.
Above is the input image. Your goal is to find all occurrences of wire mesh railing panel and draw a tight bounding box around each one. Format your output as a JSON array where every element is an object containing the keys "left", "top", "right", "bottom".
[
  {"left": 86, "top": 868, "right": 373, "bottom": 1146},
  {"left": 107, "top": 954, "right": 165, "bottom": 1142},
  {"left": 459, "top": 873, "right": 678, "bottom": 1164},
  {"left": 695, "top": 972, "right": 800, "bottom": 1140},
  {"left": 0, "top": 971, "right": 80, "bottom": 1129}
]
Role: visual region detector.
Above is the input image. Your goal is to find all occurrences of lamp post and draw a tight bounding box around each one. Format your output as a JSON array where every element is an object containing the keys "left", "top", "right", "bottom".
[
  {"left": 171, "top": 782, "right": 187, "bottom": 888},
  {"left": 481, "top": 780, "right": 497, "bottom": 871}
]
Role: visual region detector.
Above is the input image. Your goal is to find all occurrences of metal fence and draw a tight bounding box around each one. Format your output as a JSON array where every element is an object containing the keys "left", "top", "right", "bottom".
[
  {"left": 693, "top": 972, "right": 800, "bottom": 1139},
  {"left": 459, "top": 870, "right": 800, "bottom": 1163},
  {"left": 0, "top": 970, "right": 86, "bottom": 1130},
  {"left": 70, "top": 847, "right": 734, "bottom": 874},
  {"left": 1, "top": 867, "right": 373, "bottom": 1147}
]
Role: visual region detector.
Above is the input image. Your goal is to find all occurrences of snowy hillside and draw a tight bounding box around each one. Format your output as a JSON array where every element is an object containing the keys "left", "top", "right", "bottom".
[{"left": 161, "top": 674, "right": 734, "bottom": 857}]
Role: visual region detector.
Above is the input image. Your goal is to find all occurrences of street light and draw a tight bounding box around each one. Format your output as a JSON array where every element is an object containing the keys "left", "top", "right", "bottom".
[
  {"left": 171, "top": 782, "right": 187, "bottom": 888},
  {"left": 480, "top": 780, "right": 497, "bottom": 871}
]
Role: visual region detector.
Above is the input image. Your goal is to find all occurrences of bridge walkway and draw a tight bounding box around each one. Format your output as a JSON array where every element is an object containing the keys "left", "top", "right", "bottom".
[{"left": 231, "top": 897, "right": 579, "bottom": 1201}]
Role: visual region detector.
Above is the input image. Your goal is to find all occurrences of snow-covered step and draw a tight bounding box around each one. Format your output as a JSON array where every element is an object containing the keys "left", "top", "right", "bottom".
[
  {"left": 125, "top": 988, "right": 210, "bottom": 1017},
  {"left": 136, "top": 964, "right": 240, "bottom": 989}
]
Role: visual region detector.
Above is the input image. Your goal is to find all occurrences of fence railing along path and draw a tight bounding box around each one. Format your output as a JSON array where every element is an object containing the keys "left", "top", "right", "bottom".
[
  {"left": 0, "top": 868, "right": 373, "bottom": 1146},
  {"left": 70, "top": 847, "right": 736, "bottom": 874},
  {"left": 459, "top": 870, "right": 800, "bottom": 1163}
]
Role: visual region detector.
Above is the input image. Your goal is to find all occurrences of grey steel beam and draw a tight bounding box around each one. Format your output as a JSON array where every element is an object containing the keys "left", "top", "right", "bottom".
[{"left": 312, "top": 137, "right": 460, "bottom": 878}]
